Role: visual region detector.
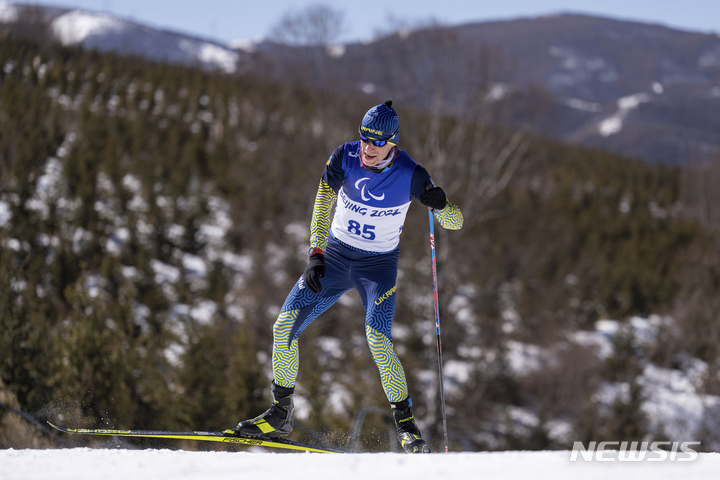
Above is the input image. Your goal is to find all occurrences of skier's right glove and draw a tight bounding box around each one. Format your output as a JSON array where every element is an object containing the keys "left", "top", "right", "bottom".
[{"left": 303, "top": 252, "right": 326, "bottom": 293}]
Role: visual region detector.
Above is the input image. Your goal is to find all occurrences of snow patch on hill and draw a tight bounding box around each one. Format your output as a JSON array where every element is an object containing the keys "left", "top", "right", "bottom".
[
  {"left": 52, "top": 10, "right": 127, "bottom": 45},
  {"left": 39, "top": 8, "right": 240, "bottom": 73},
  {"left": 598, "top": 93, "right": 651, "bottom": 136},
  {"left": 0, "top": 1, "right": 18, "bottom": 22}
]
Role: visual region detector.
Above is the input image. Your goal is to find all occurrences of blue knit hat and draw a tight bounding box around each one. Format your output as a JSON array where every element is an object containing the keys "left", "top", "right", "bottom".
[{"left": 359, "top": 100, "right": 399, "bottom": 145}]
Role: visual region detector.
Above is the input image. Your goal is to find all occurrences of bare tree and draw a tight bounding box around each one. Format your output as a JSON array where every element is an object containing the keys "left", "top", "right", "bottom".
[
  {"left": 680, "top": 155, "right": 720, "bottom": 229},
  {"left": 263, "top": 4, "right": 349, "bottom": 151},
  {"left": 268, "top": 4, "right": 344, "bottom": 48},
  {"left": 1, "top": 4, "right": 55, "bottom": 46},
  {"left": 372, "top": 26, "right": 541, "bottom": 255},
  {"left": 674, "top": 154, "right": 720, "bottom": 367}
]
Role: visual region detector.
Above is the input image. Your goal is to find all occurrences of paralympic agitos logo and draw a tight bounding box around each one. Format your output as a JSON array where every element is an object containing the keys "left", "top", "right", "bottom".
[{"left": 355, "top": 178, "right": 385, "bottom": 201}]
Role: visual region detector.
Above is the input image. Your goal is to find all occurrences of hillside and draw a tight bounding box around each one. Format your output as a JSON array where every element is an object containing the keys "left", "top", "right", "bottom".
[
  {"left": 2, "top": 4, "right": 720, "bottom": 164},
  {"left": 1, "top": 31, "right": 720, "bottom": 452},
  {"left": 321, "top": 14, "right": 720, "bottom": 165},
  {"left": 0, "top": 1, "right": 240, "bottom": 72},
  {"left": 454, "top": 14, "right": 720, "bottom": 165}
]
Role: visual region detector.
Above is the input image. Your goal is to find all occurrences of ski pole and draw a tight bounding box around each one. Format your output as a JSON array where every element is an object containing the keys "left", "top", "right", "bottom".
[{"left": 428, "top": 208, "right": 449, "bottom": 453}]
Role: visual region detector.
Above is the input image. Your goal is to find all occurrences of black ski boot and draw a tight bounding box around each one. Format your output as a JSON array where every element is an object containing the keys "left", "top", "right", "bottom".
[
  {"left": 232, "top": 382, "right": 294, "bottom": 437},
  {"left": 391, "top": 398, "right": 431, "bottom": 453}
]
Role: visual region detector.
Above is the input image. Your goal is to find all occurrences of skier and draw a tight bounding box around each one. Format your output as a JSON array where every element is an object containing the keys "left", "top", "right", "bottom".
[{"left": 232, "top": 101, "right": 463, "bottom": 453}]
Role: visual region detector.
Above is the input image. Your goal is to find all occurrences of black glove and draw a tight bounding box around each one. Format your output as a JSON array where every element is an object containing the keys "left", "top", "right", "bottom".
[
  {"left": 420, "top": 182, "right": 447, "bottom": 210},
  {"left": 303, "top": 253, "right": 326, "bottom": 293}
]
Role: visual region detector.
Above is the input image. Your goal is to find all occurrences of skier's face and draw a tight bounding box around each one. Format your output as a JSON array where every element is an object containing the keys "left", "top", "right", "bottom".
[{"left": 360, "top": 139, "right": 394, "bottom": 166}]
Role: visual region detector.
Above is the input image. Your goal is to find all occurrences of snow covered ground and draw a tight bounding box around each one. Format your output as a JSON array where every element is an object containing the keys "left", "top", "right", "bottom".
[{"left": 1, "top": 448, "right": 719, "bottom": 480}]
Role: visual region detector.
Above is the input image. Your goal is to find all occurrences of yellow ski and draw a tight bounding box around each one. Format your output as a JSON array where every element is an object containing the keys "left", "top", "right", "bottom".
[{"left": 48, "top": 422, "right": 350, "bottom": 453}]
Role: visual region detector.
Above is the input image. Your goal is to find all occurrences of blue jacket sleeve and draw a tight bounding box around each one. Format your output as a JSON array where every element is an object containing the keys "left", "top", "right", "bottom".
[{"left": 321, "top": 144, "right": 345, "bottom": 193}]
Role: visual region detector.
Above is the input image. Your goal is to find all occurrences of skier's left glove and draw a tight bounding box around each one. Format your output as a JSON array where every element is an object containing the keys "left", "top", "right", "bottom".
[
  {"left": 420, "top": 181, "right": 447, "bottom": 211},
  {"left": 303, "top": 252, "right": 326, "bottom": 293}
]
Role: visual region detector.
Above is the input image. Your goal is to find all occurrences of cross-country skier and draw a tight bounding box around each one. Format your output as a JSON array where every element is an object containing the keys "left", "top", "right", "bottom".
[{"left": 231, "top": 101, "right": 463, "bottom": 453}]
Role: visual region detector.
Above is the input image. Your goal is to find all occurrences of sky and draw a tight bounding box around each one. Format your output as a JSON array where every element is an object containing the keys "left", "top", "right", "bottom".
[{"left": 19, "top": 0, "right": 720, "bottom": 45}]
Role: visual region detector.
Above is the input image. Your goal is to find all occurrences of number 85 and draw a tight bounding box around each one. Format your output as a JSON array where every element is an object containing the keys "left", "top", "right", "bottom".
[{"left": 348, "top": 220, "right": 376, "bottom": 240}]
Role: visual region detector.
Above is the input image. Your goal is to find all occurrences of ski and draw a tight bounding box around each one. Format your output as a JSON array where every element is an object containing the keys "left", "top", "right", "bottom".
[{"left": 48, "top": 422, "right": 351, "bottom": 453}]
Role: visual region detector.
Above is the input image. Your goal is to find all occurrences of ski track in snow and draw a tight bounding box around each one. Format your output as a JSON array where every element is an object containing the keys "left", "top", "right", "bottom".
[{"left": 1, "top": 448, "right": 719, "bottom": 480}]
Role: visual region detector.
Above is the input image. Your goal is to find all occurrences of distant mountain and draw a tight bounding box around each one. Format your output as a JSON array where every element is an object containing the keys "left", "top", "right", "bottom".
[
  {"left": 454, "top": 14, "right": 720, "bottom": 165},
  {"left": 3, "top": 2, "right": 719, "bottom": 164},
  {"left": 328, "top": 14, "right": 720, "bottom": 165},
  {"left": 0, "top": 1, "right": 241, "bottom": 72}
]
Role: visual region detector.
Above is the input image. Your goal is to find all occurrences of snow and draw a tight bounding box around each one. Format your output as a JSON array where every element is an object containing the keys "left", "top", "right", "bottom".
[
  {"left": 598, "top": 93, "right": 651, "bottom": 137},
  {"left": 547, "top": 46, "right": 618, "bottom": 89},
  {"left": 698, "top": 45, "right": 720, "bottom": 68},
  {"left": 476, "top": 315, "right": 720, "bottom": 448},
  {"left": 561, "top": 97, "right": 603, "bottom": 112},
  {"left": 40, "top": 8, "right": 240, "bottom": 73},
  {"left": 327, "top": 44, "right": 346, "bottom": 58},
  {"left": 1, "top": 448, "right": 719, "bottom": 480},
  {"left": 228, "top": 39, "right": 258, "bottom": 52},
  {"left": 52, "top": 10, "right": 128, "bottom": 45},
  {"left": 640, "top": 362, "right": 720, "bottom": 440},
  {"left": 0, "top": 1, "right": 18, "bottom": 22},
  {"left": 189, "top": 299, "right": 217, "bottom": 325},
  {"left": 0, "top": 199, "right": 10, "bottom": 227},
  {"left": 150, "top": 259, "right": 181, "bottom": 285},
  {"left": 178, "top": 39, "right": 239, "bottom": 74},
  {"left": 486, "top": 83, "right": 510, "bottom": 101},
  {"left": 618, "top": 94, "right": 650, "bottom": 110},
  {"left": 504, "top": 340, "right": 545, "bottom": 374}
]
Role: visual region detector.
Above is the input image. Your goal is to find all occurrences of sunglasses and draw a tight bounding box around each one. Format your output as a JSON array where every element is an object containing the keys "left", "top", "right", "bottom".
[{"left": 359, "top": 133, "right": 394, "bottom": 147}]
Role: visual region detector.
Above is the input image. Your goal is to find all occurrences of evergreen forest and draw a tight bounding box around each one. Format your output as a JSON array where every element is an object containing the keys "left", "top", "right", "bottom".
[{"left": 2, "top": 31, "right": 720, "bottom": 452}]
